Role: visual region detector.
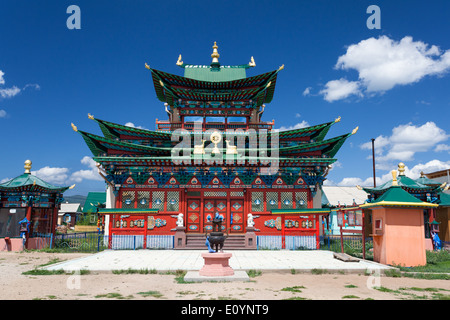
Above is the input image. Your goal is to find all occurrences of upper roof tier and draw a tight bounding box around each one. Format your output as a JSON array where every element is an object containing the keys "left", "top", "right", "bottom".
[
  {"left": 146, "top": 42, "right": 283, "bottom": 107},
  {"left": 176, "top": 41, "right": 256, "bottom": 82}
]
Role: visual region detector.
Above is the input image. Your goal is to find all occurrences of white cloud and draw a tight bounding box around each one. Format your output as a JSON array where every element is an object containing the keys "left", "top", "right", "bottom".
[
  {"left": 435, "top": 144, "right": 450, "bottom": 153},
  {"left": 70, "top": 156, "right": 103, "bottom": 183},
  {"left": 0, "top": 110, "right": 6, "bottom": 118},
  {"left": 336, "top": 159, "right": 450, "bottom": 188},
  {"left": 317, "top": 36, "right": 450, "bottom": 102},
  {"left": 0, "top": 70, "right": 4, "bottom": 85},
  {"left": 319, "top": 78, "right": 362, "bottom": 102},
  {"left": 0, "top": 177, "right": 11, "bottom": 183},
  {"left": 360, "top": 121, "right": 448, "bottom": 163},
  {"left": 276, "top": 120, "right": 310, "bottom": 131},
  {"left": 302, "top": 87, "right": 312, "bottom": 96},
  {"left": 336, "top": 35, "right": 450, "bottom": 92},
  {"left": 125, "top": 122, "right": 146, "bottom": 130},
  {"left": 0, "top": 86, "right": 20, "bottom": 98},
  {"left": 295, "top": 113, "right": 301, "bottom": 118},
  {"left": 31, "top": 167, "right": 70, "bottom": 185}
]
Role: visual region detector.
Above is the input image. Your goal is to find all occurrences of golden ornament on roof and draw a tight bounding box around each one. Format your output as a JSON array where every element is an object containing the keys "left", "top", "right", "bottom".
[{"left": 24, "top": 160, "right": 32, "bottom": 174}]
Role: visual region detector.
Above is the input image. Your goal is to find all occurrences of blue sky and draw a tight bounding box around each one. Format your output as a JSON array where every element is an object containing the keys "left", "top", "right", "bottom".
[{"left": 0, "top": 0, "right": 449, "bottom": 196}]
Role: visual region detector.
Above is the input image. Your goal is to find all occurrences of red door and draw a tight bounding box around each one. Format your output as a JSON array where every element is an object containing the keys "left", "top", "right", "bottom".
[
  {"left": 230, "top": 199, "right": 244, "bottom": 233},
  {"left": 203, "top": 199, "right": 227, "bottom": 233},
  {"left": 186, "top": 199, "right": 201, "bottom": 233}
]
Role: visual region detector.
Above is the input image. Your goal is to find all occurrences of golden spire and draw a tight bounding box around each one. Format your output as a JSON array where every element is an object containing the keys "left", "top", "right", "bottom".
[
  {"left": 24, "top": 160, "right": 32, "bottom": 174},
  {"left": 249, "top": 56, "right": 256, "bottom": 67},
  {"left": 335, "top": 116, "right": 341, "bottom": 123},
  {"left": 211, "top": 42, "right": 220, "bottom": 64},
  {"left": 352, "top": 126, "right": 359, "bottom": 135},
  {"left": 88, "top": 113, "right": 94, "bottom": 120},
  {"left": 71, "top": 123, "right": 78, "bottom": 132},
  {"left": 398, "top": 162, "right": 406, "bottom": 176},
  {"left": 176, "top": 54, "right": 183, "bottom": 66},
  {"left": 145, "top": 63, "right": 150, "bottom": 70},
  {"left": 391, "top": 170, "right": 398, "bottom": 186}
]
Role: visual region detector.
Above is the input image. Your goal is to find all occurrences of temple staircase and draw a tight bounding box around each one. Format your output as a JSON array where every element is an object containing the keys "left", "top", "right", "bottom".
[{"left": 184, "top": 234, "right": 248, "bottom": 250}]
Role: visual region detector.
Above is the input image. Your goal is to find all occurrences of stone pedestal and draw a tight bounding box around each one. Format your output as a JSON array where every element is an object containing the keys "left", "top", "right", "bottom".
[
  {"left": 174, "top": 226, "right": 186, "bottom": 249},
  {"left": 199, "top": 252, "right": 234, "bottom": 276},
  {"left": 245, "top": 227, "right": 257, "bottom": 249}
]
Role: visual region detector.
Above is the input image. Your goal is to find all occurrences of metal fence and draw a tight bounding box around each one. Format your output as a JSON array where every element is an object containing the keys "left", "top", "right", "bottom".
[
  {"left": 50, "top": 232, "right": 174, "bottom": 252},
  {"left": 320, "top": 235, "right": 373, "bottom": 259}
]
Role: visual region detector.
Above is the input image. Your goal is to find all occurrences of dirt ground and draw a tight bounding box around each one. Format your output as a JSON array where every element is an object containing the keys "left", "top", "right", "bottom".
[{"left": 1, "top": 251, "right": 449, "bottom": 301}]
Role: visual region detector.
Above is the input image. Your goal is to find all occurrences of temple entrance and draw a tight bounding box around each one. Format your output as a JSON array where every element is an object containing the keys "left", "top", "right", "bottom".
[{"left": 185, "top": 191, "right": 246, "bottom": 234}]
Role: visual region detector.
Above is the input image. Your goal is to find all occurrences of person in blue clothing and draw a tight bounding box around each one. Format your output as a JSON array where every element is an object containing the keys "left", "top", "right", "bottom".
[{"left": 431, "top": 231, "right": 442, "bottom": 250}]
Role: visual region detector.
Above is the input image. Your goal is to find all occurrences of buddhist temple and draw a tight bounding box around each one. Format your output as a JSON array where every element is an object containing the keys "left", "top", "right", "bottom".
[{"left": 73, "top": 43, "right": 357, "bottom": 249}]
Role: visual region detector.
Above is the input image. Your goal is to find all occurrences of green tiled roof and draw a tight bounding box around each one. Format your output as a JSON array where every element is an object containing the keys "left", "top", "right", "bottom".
[
  {"left": 0, "top": 173, "right": 70, "bottom": 193},
  {"left": 360, "top": 186, "right": 438, "bottom": 208},
  {"left": 438, "top": 192, "right": 450, "bottom": 206},
  {"left": 363, "top": 175, "right": 433, "bottom": 194},
  {"left": 184, "top": 65, "right": 247, "bottom": 82},
  {"left": 83, "top": 192, "right": 107, "bottom": 213}
]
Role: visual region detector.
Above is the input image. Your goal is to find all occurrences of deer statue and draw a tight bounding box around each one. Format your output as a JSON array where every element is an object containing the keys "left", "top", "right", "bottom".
[
  {"left": 193, "top": 139, "right": 206, "bottom": 155},
  {"left": 225, "top": 140, "right": 237, "bottom": 155}
]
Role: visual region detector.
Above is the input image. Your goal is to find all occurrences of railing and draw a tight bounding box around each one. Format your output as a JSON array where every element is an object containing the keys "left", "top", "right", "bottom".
[
  {"left": 156, "top": 121, "right": 274, "bottom": 131},
  {"left": 257, "top": 235, "right": 317, "bottom": 250},
  {"left": 53, "top": 232, "right": 106, "bottom": 252},
  {"left": 320, "top": 235, "right": 373, "bottom": 259}
]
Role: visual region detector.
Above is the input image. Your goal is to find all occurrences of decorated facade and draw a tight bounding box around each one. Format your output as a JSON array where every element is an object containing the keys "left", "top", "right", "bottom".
[
  {"left": 73, "top": 43, "right": 357, "bottom": 249},
  {"left": 0, "top": 160, "right": 73, "bottom": 250}
]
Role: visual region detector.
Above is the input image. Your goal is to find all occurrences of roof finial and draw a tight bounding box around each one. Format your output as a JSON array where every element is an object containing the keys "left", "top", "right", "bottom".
[
  {"left": 211, "top": 42, "right": 220, "bottom": 66},
  {"left": 398, "top": 162, "right": 406, "bottom": 176},
  {"left": 24, "top": 160, "right": 32, "bottom": 174},
  {"left": 249, "top": 56, "right": 256, "bottom": 67},
  {"left": 391, "top": 170, "right": 398, "bottom": 186},
  {"left": 176, "top": 54, "right": 183, "bottom": 66}
]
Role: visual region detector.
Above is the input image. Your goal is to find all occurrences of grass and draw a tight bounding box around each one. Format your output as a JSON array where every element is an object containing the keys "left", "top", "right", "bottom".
[
  {"left": 344, "top": 284, "right": 358, "bottom": 288},
  {"left": 137, "top": 290, "right": 164, "bottom": 298},
  {"left": 394, "top": 250, "right": 450, "bottom": 274},
  {"left": 281, "top": 286, "right": 306, "bottom": 293},
  {"left": 95, "top": 292, "right": 134, "bottom": 299},
  {"left": 311, "top": 268, "right": 327, "bottom": 275},
  {"left": 247, "top": 269, "right": 262, "bottom": 278},
  {"left": 22, "top": 268, "right": 90, "bottom": 275},
  {"left": 112, "top": 268, "right": 157, "bottom": 274},
  {"left": 342, "top": 295, "right": 360, "bottom": 299}
]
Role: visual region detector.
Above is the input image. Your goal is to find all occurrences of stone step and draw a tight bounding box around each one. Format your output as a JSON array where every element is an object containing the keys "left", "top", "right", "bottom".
[{"left": 185, "top": 234, "right": 248, "bottom": 250}]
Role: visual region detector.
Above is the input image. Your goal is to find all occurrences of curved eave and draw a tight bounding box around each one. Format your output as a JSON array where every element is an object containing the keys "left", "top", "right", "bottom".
[
  {"left": 149, "top": 67, "right": 280, "bottom": 106},
  {"left": 0, "top": 174, "right": 70, "bottom": 193},
  {"left": 360, "top": 201, "right": 438, "bottom": 209},
  {"left": 278, "top": 132, "right": 353, "bottom": 157},
  {"left": 93, "top": 118, "right": 171, "bottom": 140},
  {"left": 76, "top": 130, "right": 172, "bottom": 157}
]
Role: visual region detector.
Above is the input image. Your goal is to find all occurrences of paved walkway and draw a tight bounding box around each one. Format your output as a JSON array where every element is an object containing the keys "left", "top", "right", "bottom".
[{"left": 45, "top": 250, "right": 393, "bottom": 273}]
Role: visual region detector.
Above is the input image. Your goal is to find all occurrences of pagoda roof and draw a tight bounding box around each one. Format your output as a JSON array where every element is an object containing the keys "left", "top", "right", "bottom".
[
  {"left": 360, "top": 186, "right": 438, "bottom": 209},
  {"left": 75, "top": 129, "right": 172, "bottom": 157},
  {"left": 0, "top": 161, "right": 72, "bottom": 193},
  {"left": 91, "top": 116, "right": 171, "bottom": 140},
  {"left": 437, "top": 192, "right": 450, "bottom": 207},
  {"left": 279, "top": 129, "right": 357, "bottom": 158},
  {"left": 175, "top": 42, "right": 257, "bottom": 82},
  {"left": 92, "top": 155, "right": 337, "bottom": 168},
  {"left": 182, "top": 64, "right": 250, "bottom": 82},
  {"left": 148, "top": 67, "right": 281, "bottom": 107},
  {"left": 362, "top": 171, "right": 436, "bottom": 195},
  {"left": 86, "top": 115, "right": 341, "bottom": 142},
  {"left": 415, "top": 172, "right": 442, "bottom": 186}
]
